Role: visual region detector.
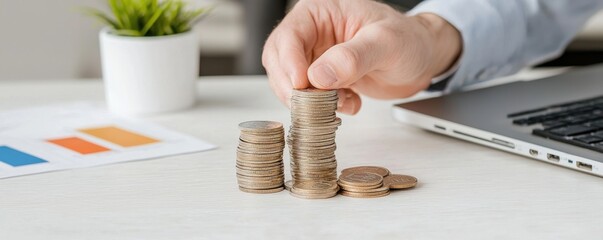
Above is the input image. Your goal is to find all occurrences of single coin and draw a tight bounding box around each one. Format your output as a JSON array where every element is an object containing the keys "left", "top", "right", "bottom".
[
  {"left": 236, "top": 151, "right": 283, "bottom": 160},
  {"left": 289, "top": 191, "right": 338, "bottom": 199},
  {"left": 237, "top": 181, "right": 284, "bottom": 190},
  {"left": 238, "top": 141, "right": 284, "bottom": 149},
  {"left": 292, "top": 181, "right": 338, "bottom": 192},
  {"left": 340, "top": 190, "right": 390, "bottom": 198},
  {"left": 236, "top": 162, "right": 283, "bottom": 170},
  {"left": 236, "top": 160, "right": 283, "bottom": 168},
  {"left": 239, "top": 186, "right": 284, "bottom": 194},
  {"left": 338, "top": 172, "right": 383, "bottom": 187},
  {"left": 341, "top": 166, "right": 390, "bottom": 178},
  {"left": 338, "top": 184, "right": 389, "bottom": 193},
  {"left": 383, "top": 174, "right": 418, "bottom": 189},
  {"left": 292, "top": 88, "right": 337, "bottom": 96},
  {"left": 236, "top": 168, "right": 284, "bottom": 177},
  {"left": 239, "top": 121, "right": 283, "bottom": 132}
]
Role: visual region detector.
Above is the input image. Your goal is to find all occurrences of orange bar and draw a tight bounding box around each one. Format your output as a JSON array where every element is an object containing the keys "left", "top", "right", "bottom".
[
  {"left": 48, "top": 137, "right": 110, "bottom": 154},
  {"left": 79, "top": 126, "right": 159, "bottom": 147}
]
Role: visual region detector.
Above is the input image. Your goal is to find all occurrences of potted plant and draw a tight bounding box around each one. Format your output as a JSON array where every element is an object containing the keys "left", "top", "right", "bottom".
[{"left": 84, "top": 0, "right": 208, "bottom": 116}]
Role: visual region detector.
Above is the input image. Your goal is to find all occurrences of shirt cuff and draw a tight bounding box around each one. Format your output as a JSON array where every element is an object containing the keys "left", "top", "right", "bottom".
[
  {"left": 407, "top": 0, "right": 479, "bottom": 92},
  {"left": 430, "top": 55, "right": 461, "bottom": 86}
]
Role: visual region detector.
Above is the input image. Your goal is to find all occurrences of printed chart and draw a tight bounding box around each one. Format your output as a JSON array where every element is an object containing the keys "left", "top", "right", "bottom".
[{"left": 0, "top": 103, "right": 215, "bottom": 178}]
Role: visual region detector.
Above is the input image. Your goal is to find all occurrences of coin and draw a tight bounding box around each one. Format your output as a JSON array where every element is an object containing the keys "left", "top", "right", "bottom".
[
  {"left": 291, "top": 181, "right": 338, "bottom": 194},
  {"left": 239, "top": 186, "right": 284, "bottom": 194},
  {"left": 340, "top": 190, "right": 390, "bottom": 198},
  {"left": 290, "top": 191, "right": 338, "bottom": 199},
  {"left": 289, "top": 89, "right": 340, "bottom": 188},
  {"left": 236, "top": 120, "right": 285, "bottom": 194},
  {"left": 341, "top": 166, "right": 390, "bottom": 178},
  {"left": 338, "top": 172, "right": 383, "bottom": 187},
  {"left": 383, "top": 174, "right": 418, "bottom": 189},
  {"left": 239, "top": 121, "right": 284, "bottom": 132}
]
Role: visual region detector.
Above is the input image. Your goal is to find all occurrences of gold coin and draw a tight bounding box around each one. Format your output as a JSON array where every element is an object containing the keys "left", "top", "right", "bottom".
[
  {"left": 237, "top": 181, "right": 284, "bottom": 189},
  {"left": 340, "top": 190, "right": 390, "bottom": 198},
  {"left": 337, "top": 181, "right": 383, "bottom": 191},
  {"left": 236, "top": 151, "right": 283, "bottom": 160},
  {"left": 239, "top": 186, "right": 284, "bottom": 194},
  {"left": 383, "top": 174, "right": 418, "bottom": 189},
  {"left": 292, "top": 181, "right": 338, "bottom": 193},
  {"left": 338, "top": 183, "right": 389, "bottom": 193},
  {"left": 338, "top": 172, "right": 383, "bottom": 187},
  {"left": 239, "top": 121, "right": 283, "bottom": 132},
  {"left": 292, "top": 88, "right": 337, "bottom": 96},
  {"left": 236, "top": 168, "right": 284, "bottom": 177},
  {"left": 289, "top": 191, "right": 338, "bottom": 199},
  {"left": 341, "top": 166, "right": 390, "bottom": 178}
]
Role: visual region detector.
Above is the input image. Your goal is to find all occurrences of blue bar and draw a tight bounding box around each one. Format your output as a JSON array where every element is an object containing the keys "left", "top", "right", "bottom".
[{"left": 0, "top": 146, "right": 48, "bottom": 167}]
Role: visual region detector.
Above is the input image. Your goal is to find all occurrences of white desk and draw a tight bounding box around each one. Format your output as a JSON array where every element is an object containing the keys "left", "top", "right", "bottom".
[{"left": 0, "top": 75, "right": 601, "bottom": 239}]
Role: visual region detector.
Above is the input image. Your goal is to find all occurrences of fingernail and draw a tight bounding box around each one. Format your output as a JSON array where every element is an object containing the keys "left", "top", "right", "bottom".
[
  {"left": 312, "top": 65, "right": 337, "bottom": 87},
  {"left": 289, "top": 72, "right": 301, "bottom": 88}
]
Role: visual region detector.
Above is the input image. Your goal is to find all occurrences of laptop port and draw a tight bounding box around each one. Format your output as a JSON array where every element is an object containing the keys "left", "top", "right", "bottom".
[
  {"left": 547, "top": 154, "right": 560, "bottom": 162},
  {"left": 529, "top": 149, "right": 539, "bottom": 157},
  {"left": 577, "top": 161, "right": 593, "bottom": 171}
]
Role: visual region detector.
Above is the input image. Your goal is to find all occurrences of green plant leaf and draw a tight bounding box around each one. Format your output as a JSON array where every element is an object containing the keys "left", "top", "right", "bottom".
[
  {"left": 80, "top": 8, "right": 120, "bottom": 29},
  {"left": 82, "top": 0, "right": 211, "bottom": 36},
  {"left": 140, "top": 1, "right": 171, "bottom": 36}
]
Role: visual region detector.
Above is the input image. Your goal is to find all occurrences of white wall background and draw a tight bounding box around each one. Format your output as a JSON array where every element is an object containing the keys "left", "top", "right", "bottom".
[{"left": 0, "top": 0, "right": 242, "bottom": 81}]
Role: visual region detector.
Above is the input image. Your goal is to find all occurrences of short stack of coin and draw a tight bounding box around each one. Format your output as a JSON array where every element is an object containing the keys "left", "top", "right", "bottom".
[
  {"left": 287, "top": 89, "right": 341, "bottom": 199},
  {"left": 338, "top": 166, "right": 418, "bottom": 198},
  {"left": 236, "top": 121, "right": 285, "bottom": 194}
]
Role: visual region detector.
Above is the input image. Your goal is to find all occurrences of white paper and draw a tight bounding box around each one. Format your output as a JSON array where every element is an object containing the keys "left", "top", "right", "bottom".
[{"left": 0, "top": 102, "right": 216, "bottom": 178}]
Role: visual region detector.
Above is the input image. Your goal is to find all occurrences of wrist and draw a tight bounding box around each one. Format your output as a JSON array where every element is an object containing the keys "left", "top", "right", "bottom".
[{"left": 413, "top": 13, "right": 462, "bottom": 78}]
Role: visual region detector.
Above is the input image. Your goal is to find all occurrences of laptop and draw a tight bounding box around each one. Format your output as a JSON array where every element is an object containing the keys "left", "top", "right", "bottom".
[{"left": 393, "top": 64, "right": 603, "bottom": 177}]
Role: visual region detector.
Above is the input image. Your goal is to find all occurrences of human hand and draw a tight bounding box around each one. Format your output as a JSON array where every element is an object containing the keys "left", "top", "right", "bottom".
[{"left": 262, "top": 0, "right": 461, "bottom": 115}]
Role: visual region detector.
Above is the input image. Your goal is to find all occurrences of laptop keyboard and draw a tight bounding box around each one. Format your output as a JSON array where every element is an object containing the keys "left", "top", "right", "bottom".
[{"left": 509, "top": 95, "right": 603, "bottom": 153}]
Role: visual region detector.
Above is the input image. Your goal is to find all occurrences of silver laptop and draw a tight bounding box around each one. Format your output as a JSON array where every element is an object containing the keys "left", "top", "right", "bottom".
[{"left": 393, "top": 64, "right": 603, "bottom": 177}]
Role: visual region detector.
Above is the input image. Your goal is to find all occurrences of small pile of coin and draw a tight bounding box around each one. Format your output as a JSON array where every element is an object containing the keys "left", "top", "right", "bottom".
[
  {"left": 338, "top": 166, "right": 417, "bottom": 198},
  {"left": 236, "top": 121, "right": 285, "bottom": 194},
  {"left": 287, "top": 89, "right": 341, "bottom": 199}
]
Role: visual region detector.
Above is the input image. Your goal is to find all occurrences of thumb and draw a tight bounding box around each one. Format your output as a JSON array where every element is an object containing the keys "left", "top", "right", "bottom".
[{"left": 307, "top": 31, "right": 383, "bottom": 89}]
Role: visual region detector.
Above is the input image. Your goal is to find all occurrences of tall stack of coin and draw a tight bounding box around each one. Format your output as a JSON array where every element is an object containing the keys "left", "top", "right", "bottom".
[
  {"left": 236, "top": 121, "right": 285, "bottom": 194},
  {"left": 288, "top": 89, "right": 341, "bottom": 199}
]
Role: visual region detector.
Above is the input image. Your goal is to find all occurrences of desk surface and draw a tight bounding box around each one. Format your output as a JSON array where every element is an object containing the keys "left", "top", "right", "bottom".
[{"left": 1, "top": 75, "right": 601, "bottom": 239}]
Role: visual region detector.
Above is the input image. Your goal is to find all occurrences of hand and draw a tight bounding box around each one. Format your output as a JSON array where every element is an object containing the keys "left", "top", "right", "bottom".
[{"left": 262, "top": 0, "right": 461, "bottom": 115}]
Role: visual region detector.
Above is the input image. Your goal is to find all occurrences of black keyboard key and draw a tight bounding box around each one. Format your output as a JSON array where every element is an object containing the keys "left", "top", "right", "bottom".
[
  {"left": 591, "top": 120, "right": 603, "bottom": 128},
  {"left": 533, "top": 129, "right": 603, "bottom": 153},
  {"left": 514, "top": 95, "right": 603, "bottom": 153},
  {"left": 574, "top": 135, "right": 603, "bottom": 144},
  {"left": 541, "top": 120, "right": 567, "bottom": 128},
  {"left": 593, "top": 131, "right": 603, "bottom": 138},
  {"left": 513, "top": 118, "right": 530, "bottom": 125},
  {"left": 548, "top": 125, "right": 599, "bottom": 136},
  {"left": 563, "top": 115, "right": 594, "bottom": 124}
]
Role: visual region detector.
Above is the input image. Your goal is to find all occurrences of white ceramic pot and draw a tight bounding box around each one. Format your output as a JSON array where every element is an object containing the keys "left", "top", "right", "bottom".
[{"left": 99, "top": 28, "right": 199, "bottom": 116}]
